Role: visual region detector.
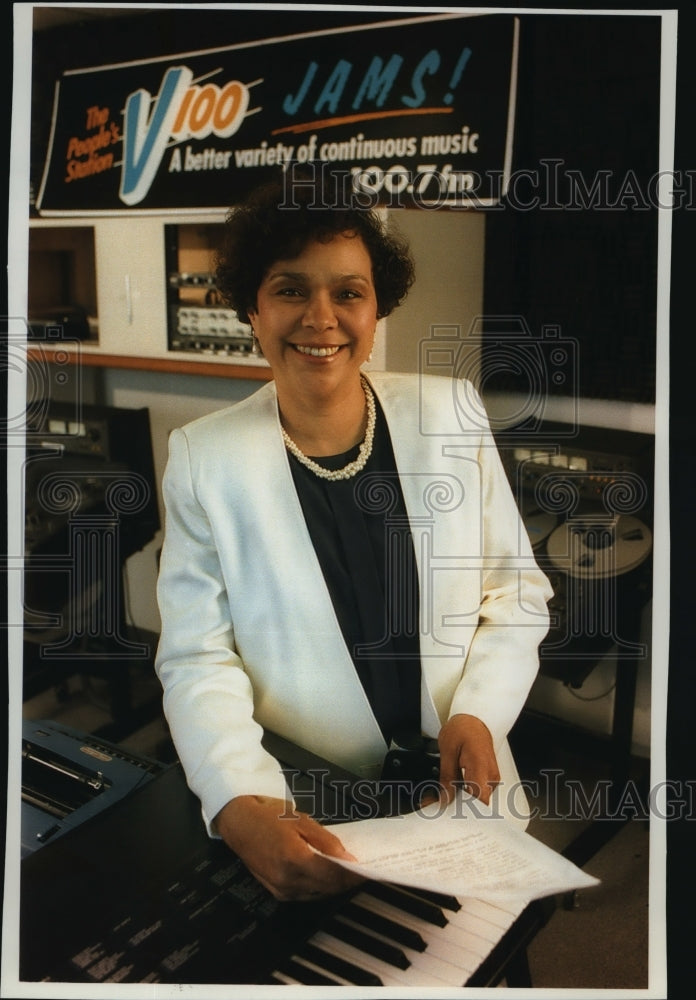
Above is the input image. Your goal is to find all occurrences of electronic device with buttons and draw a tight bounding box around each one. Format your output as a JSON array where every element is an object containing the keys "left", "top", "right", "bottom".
[
  {"left": 167, "top": 271, "right": 255, "bottom": 356},
  {"left": 23, "top": 401, "right": 161, "bottom": 685},
  {"left": 164, "top": 224, "right": 257, "bottom": 359},
  {"left": 24, "top": 400, "right": 160, "bottom": 557},
  {"left": 495, "top": 420, "right": 654, "bottom": 687}
]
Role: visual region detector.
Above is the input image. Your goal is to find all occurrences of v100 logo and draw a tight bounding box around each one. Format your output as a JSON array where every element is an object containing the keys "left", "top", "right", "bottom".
[{"left": 120, "top": 66, "right": 251, "bottom": 205}]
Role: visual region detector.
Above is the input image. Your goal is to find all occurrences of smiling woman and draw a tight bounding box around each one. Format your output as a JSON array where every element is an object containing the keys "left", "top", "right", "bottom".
[
  {"left": 154, "top": 168, "right": 553, "bottom": 902},
  {"left": 214, "top": 174, "right": 414, "bottom": 453}
]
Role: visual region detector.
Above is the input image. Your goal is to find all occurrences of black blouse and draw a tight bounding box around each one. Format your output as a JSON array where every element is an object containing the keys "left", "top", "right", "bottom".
[{"left": 287, "top": 400, "right": 421, "bottom": 744}]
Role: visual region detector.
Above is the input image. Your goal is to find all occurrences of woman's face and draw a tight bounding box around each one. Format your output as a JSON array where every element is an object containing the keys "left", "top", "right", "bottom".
[{"left": 247, "top": 233, "right": 378, "bottom": 402}]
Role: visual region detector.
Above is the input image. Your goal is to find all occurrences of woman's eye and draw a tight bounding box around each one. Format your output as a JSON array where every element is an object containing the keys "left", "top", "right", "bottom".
[{"left": 338, "top": 289, "right": 361, "bottom": 300}]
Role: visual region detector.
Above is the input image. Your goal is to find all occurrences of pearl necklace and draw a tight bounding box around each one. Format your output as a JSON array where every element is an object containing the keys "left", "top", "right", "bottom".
[{"left": 281, "top": 376, "right": 376, "bottom": 482}]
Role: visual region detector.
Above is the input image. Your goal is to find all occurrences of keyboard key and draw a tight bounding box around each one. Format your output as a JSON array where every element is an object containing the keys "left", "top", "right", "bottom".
[
  {"left": 275, "top": 957, "right": 341, "bottom": 985},
  {"left": 363, "top": 883, "right": 448, "bottom": 926},
  {"left": 298, "top": 943, "right": 383, "bottom": 986},
  {"left": 340, "top": 901, "right": 427, "bottom": 952},
  {"left": 408, "top": 886, "right": 462, "bottom": 911},
  {"left": 309, "top": 931, "right": 445, "bottom": 988},
  {"left": 325, "top": 916, "right": 411, "bottom": 969}
]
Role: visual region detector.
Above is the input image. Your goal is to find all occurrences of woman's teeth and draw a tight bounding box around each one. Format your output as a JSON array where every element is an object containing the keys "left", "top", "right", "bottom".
[{"left": 294, "top": 345, "right": 341, "bottom": 357}]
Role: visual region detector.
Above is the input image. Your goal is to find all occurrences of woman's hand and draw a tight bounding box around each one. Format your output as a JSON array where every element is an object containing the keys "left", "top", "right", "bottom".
[
  {"left": 437, "top": 714, "right": 501, "bottom": 806},
  {"left": 213, "top": 795, "right": 364, "bottom": 901}
]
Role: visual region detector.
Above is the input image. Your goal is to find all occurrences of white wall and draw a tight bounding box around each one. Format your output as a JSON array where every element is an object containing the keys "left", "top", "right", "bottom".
[{"left": 382, "top": 207, "right": 486, "bottom": 378}]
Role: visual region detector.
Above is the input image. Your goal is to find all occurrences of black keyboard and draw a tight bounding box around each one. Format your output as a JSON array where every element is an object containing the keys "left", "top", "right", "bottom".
[{"left": 19, "top": 742, "right": 553, "bottom": 986}]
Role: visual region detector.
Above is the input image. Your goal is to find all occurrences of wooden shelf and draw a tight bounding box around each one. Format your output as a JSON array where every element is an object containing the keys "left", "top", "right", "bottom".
[{"left": 27, "top": 346, "right": 273, "bottom": 381}]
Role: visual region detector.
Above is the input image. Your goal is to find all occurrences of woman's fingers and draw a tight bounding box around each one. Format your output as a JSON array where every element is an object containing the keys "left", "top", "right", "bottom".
[
  {"left": 437, "top": 714, "right": 501, "bottom": 804},
  {"left": 214, "top": 795, "right": 362, "bottom": 900}
]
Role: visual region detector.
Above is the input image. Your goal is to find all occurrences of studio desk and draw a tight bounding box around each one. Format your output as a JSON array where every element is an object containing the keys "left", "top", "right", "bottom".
[{"left": 19, "top": 731, "right": 555, "bottom": 988}]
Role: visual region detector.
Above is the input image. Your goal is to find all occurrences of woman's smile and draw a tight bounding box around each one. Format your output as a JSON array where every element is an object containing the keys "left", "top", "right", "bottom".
[{"left": 292, "top": 344, "right": 343, "bottom": 358}]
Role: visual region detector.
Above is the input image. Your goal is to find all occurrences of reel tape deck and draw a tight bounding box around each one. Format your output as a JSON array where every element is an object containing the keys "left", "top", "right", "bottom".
[{"left": 497, "top": 420, "right": 654, "bottom": 687}]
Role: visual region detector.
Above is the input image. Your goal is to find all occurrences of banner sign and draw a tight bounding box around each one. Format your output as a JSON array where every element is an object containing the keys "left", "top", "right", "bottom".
[{"left": 36, "top": 12, "right": 518, "bottom": 214}]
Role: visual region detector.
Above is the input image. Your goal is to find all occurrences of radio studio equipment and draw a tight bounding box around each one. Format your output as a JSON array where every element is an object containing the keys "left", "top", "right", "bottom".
[
  {"left": 496, "top": 420, "right": 654, "bottom": 687},
  {"left": 23, "top": 401, "right": 161, "bottom": 718},
  {"left": 495, "top": 419, "right": 654, "bottom": 818},
  {"left": 167, "top": 272, "right": 254, "bottom": 356},
  {"left": 165, "top": 224, "right": 254, "bottom": 357}
]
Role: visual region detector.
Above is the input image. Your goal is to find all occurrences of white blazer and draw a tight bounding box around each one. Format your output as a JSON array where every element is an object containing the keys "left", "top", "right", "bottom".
[{"left": 155, "top": 372, "right": 553, "bottom": 831}]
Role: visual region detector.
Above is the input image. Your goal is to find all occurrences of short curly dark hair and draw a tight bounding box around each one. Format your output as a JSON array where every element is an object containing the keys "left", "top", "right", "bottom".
[{"left": 214, "top": 170, "right": 415, "bottom": 324}]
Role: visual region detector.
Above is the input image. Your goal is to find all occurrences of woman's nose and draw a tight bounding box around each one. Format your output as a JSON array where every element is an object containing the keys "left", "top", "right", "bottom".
[{"left": 302, "top": 292, "right": 337, "bottom": 331}]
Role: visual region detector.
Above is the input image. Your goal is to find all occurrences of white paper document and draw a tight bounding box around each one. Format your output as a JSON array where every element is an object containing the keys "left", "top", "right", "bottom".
[{"left": 320, "top": 793, "right": 600, "bottom": 905}]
